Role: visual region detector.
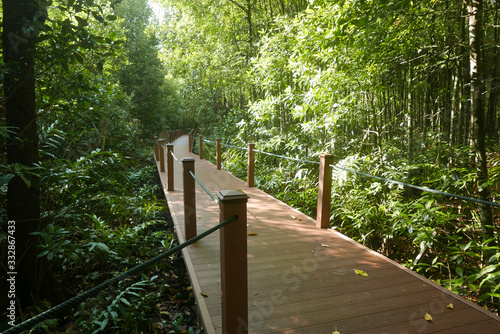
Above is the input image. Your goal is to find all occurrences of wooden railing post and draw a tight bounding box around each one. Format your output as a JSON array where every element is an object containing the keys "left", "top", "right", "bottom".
[
  {"left": 159, "top": 139, "right": 165, "bottom": 172},
  {"left": 167, "top": 144, "right": 174, "bottom": 191},
  {"left": 316, "top": 154, "right": 334, "bottom": 229},
  {"left": 247, "top": 143, "right": 255, "bottom": 187},
  {"left": 217, "top": 190, "right": 249, "bottom": 334},
  {"left": 199, "top": 135, "right": 204, "bottom": 159},
  {"left": 183, "top": 157, "right": 196, "bottom": 240},
  {"left": 189, "top": 131, "right": 193, "bottom": 153},
  {"left": 154, "top": 135, "right": 159, "bottom": 161},
  {"left": 216, "top": 138, "right": 222, "bottom": 170}
]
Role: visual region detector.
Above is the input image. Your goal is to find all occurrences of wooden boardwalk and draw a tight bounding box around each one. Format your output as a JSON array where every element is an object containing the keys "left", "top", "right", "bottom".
[{"left": 156, "top": 135, "right": 500, "bottom": 333}]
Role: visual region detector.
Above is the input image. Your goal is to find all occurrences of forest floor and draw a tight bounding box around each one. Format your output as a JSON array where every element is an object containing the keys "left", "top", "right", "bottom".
[
  {"left": 149, "top": 210, "right": 203, "bottom": 333},
  {"left": 148, "top": 176, "right": 203, "bottom": 333}
]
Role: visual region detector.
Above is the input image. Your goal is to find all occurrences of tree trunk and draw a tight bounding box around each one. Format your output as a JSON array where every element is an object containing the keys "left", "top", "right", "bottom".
[
  {"left": 468, "top": 0, "right": 496, "bottom": 263},
  {"left": 486, "top": 7, "right": 498, "bottom": 139},
  {"left": 2, "top": 0, "right": 65, "bottom": 311}
]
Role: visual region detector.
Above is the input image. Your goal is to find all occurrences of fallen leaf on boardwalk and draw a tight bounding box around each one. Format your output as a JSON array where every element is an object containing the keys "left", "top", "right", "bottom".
[
  {"left": 321, "top": 244, "right": 330, "bottom": 248},
  {"left": 447, "top": 303, "right": 454, "bottom": 309},
  {"left": 424, "top": 312, "right": 433, "bottom": 321},
  {"left": 290, "top": 215, "right": 297, "bottom": 219},
  {"left": 247, "top": 233, "right": 258, "bottom": 236},
  {"left": 200, "top": 292, "right": 209, "bottom": 298},
  {"left": 354, "top": 269, "right": 368, "bottom": 276},
  {"left": 332, "top": 326, "right": 340, "bottom": 334}
]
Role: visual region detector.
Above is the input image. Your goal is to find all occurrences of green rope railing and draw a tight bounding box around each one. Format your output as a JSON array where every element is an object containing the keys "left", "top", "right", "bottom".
[
  {"left": 202, "top": 137, "right": 500, "bottom": 209},
  {"left": 3, "top": 215, "right": 238, "bottom": 334},
  {"left": 252, "top": 149, "right": 319, "bottom": 165},
  {"left": 196, "top": 136, "right": 500, "bottom": 209},
  {"left": 170, "top": 150, "right": 182, "bottom": 166},
  {"left": 188, "top": 169, "right": 219, "bottom": 204},
  {"left": 331, "top": 164, "right": 500, "bottom": 208}
]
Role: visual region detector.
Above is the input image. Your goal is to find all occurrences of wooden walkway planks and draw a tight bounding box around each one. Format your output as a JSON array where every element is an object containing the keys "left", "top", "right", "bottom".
[{"left": 156, "top": 135, "right": 500, "bottom": 334}]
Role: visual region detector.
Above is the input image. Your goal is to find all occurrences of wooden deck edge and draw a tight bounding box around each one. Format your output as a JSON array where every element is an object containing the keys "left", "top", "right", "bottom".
[
  {"left": 328, "top": 228, "right": 500, "bottom": 321},
  {"left": 155, "top": 160, "right": 217, "bottom": 334}
]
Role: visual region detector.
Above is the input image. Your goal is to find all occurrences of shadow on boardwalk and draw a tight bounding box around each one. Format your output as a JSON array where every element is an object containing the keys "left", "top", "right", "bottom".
[{"left": 156, "top": 135, "right": 500, "bottom": 334}]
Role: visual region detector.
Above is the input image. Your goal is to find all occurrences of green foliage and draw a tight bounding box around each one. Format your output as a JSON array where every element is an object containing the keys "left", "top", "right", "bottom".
[
  {"left": 0, "top": 0, "right": 186, "bottom": 329},
  {"left": 28, "top": 148, "right": 201, "bottom": 332},
  {"left": 115, "top": 0, "right": 181, "bottom": 138},
  {"left": 74, "top": 277, "right": 165, "bottom": 333}
]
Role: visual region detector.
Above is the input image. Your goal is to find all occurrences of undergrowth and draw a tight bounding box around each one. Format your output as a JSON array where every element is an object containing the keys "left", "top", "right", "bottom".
[{"left": 0, "top": 148, "right": 202, "bottom": 333}]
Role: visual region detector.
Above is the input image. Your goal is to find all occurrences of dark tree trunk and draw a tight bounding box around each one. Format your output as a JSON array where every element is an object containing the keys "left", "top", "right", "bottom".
[
  {"left": 486, "top": 7, "right": 498, "bottom": 139},
  {"left": 2, "top": 0, "right": 65, "bottom": 312},
  {"left": 468, "top": 0, "right": 496, "bottom": 263}
]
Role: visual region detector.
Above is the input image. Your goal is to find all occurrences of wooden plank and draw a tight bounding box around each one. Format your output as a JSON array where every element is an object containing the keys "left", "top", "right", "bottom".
[{"left": 156, "top": 135, "right": 500, "bottom": 333}]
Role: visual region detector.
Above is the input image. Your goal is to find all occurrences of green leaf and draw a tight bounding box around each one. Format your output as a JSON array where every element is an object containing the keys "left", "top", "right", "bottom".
[
  {"left": 74, "top": 52, "right": 84, "bottom": 64},
  {"left": 0, "top": 174, "right": 14, "bottom": 185},
  {"left": 75, "top": 16, "right": 87, "bottom": 28},
  {"left": 120, "top": 298, "right": 131, "bottom": 306},
  {"left": 109, "top": 31, "right": 118, "bottom": 41}
]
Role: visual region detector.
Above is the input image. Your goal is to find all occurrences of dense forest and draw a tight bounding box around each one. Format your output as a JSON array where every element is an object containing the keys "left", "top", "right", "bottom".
[{"left": 1, "top": 0, "right": 499, "bottom": 332}]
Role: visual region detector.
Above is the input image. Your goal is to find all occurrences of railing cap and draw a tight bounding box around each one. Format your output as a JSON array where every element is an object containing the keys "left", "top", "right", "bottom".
[
  {"left": 217, "top": 190, "right": 249, "bottom": 202},
  {"left": 182, "top": 157, "right": 196, "bottom": 162}
]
